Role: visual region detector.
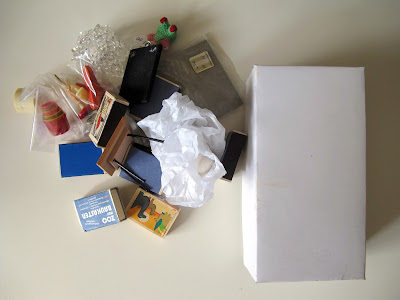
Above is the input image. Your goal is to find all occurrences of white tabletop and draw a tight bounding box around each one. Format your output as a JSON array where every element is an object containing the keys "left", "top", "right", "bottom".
[{"left": 1, "top": 1, "right": 400, "bottom": 299}]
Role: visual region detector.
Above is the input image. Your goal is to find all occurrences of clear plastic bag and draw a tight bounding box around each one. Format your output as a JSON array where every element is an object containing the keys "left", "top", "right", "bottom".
[
  {"left": 21, "top": 73, "right": 94, "bottom": 152},
  {"left": 69, "top": 24, "right": 130, "bottom": 94},
  {"left": 138, "top": 92, "right": 226, "bottom": 207}
]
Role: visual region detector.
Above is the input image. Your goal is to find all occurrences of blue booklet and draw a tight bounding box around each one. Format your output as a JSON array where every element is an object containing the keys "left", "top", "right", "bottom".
[
  {"left": 130, "top": 76, "right": 179, "bottom": 120},
  {"left": 74, "top": 189, "right": 126, "bottom": 232},
  {"left": 59, "top": 142, "right": 104, "bottom": 177},
  {"left": 119, "top": 146, "right": 162, "bottom": 193}
]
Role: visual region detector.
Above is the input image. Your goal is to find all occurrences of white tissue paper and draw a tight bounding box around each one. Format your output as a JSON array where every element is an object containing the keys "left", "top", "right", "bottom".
[{"left": 138, "top": 92, "right": 226, "bottom": 207}]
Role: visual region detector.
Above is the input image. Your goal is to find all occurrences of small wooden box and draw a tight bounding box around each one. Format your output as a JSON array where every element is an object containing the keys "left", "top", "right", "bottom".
[
  {"left": 126, "top": 188, "right": 180, "bottom": 238},
  {"left": 89, "top": 91, "right": 129, "bottom": 148}
]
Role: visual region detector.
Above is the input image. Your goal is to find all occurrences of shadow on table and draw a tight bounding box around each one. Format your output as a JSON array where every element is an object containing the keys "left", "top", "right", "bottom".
[{"left": 304, "top": 45, "right": 400, "bottom": 240}]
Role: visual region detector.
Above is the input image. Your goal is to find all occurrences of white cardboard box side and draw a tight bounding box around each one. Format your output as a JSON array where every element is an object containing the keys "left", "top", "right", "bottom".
[
  {"left": 242, "top": 66, "right": 366, "bottom": 283},
  {"left": 242, "top": 67, "right": 259, "bottom": 281}
]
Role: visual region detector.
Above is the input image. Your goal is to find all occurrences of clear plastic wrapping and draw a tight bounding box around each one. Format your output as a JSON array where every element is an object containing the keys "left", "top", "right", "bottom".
[
  {"left": 21, "top": 73, "right": 95, "bottom": 152},
  {"left": 138, "top": 92, "right": 226, "bottom": 207},
  {"left": 69, "top": 24, "right": 130, "bottom": 94}
]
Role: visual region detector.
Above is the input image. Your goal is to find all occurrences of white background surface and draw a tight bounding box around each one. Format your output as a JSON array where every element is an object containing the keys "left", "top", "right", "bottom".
[{"left": 1, "top": 0, "right": 399, "bottom": 299}]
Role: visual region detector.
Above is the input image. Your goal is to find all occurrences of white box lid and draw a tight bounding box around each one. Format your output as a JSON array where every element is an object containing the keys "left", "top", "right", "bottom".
[{"left": 243, "top": 66, "right": 366, "bottom": 282}]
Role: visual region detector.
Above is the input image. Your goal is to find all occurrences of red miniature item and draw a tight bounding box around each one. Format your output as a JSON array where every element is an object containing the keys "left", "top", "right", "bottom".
[
  {"left": 42, "top": 101, "right": 70, "bottom": 136},
  {"left": 82, "top": 66, "right": 105, "bottom": 109},
  {"left": 77, "top": 105, "right": 92, "bottom": 119}
]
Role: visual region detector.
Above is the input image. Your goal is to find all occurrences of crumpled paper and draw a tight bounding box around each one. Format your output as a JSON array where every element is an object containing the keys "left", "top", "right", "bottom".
[{"left": 138, "top": 92, "right": 226, "bottom": 207}]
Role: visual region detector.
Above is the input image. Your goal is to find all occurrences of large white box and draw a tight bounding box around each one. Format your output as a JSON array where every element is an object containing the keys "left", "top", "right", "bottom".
[{"left": 242, "top": 66, "right": 366, "bottom": 282}]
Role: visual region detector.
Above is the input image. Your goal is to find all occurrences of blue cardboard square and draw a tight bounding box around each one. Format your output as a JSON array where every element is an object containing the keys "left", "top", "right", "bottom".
[{"left": 59, "top": 142, "right": 104, "bottom": 177}]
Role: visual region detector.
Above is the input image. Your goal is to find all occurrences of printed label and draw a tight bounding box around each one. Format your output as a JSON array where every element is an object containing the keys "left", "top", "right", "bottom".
[
  {"left": 189, "top": 51, "right": 214, "bottom": 73},
  {"left": 74, "top": 190, "right": 119, "bottom": 232},
  {"left": 90, "top": 94, "right": 114, "bottom": 141}
]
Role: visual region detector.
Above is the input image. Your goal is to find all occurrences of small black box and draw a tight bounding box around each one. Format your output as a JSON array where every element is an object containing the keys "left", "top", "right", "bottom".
[{"left": 221, "top": 131, "right": 247, "bottom": 181}]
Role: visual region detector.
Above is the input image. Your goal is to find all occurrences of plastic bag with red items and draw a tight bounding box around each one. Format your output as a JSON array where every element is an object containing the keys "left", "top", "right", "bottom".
[
  {"left": 20, "top": 73, "right": 93, "bottom": 152},
  {"left": 81, "top": 65, "right": 106, "bottom": 110}
]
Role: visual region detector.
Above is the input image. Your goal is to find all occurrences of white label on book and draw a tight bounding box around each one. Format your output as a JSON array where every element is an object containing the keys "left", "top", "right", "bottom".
[{"left": 189, "top": 51, "right": 214, "bottom": 73}]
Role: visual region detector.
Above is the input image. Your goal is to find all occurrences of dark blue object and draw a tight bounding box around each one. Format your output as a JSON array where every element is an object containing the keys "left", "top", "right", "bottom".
[
  {"left": 130, "top": 76, "right": 179, "bottom": 119},
  {"left": 119, "top": 146, "right": 162, "bottom": 193},
  {"left": 59, "top": 142, "right": 104, "bottom": 177}
]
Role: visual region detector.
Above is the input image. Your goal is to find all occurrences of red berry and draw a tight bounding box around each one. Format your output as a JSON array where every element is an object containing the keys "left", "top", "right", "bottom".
[
  {"left": 170, "top": 25, "right": 177, "bottom": 32},
  {"left": 160, "top": 17, "right": 168, "bottom": 23}
]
